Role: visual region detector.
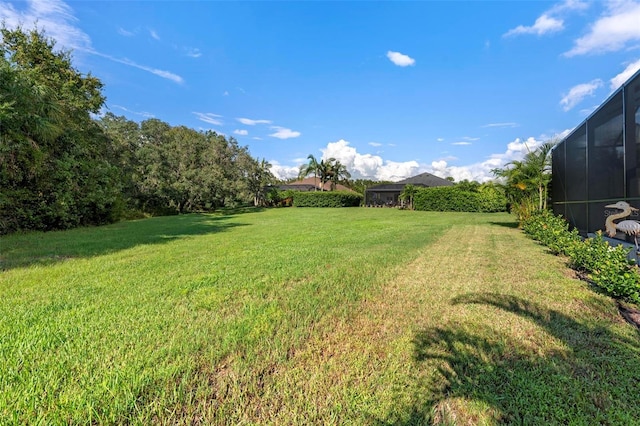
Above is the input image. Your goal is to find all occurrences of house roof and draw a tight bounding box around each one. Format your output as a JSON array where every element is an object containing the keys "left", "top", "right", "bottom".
[
  {"left": 366, "top": 172, "right": 453, "bottom": 191},
  {"left": 280, "top": 177, "right": 353, "bottom": 192},
  {"left": 397, "top": 172, "right": 454, "bottom": 187}
]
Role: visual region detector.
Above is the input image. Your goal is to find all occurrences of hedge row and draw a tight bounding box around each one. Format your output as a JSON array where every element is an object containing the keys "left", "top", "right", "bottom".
[
  {"left": 293, "top": 191, "right": 363, "bottom": 207},
  {"left": 413, "top": 186, "right": 507, "bottom": 213},
  {"left": 522, "top": 210, "right": 640, "bottom": 304}
]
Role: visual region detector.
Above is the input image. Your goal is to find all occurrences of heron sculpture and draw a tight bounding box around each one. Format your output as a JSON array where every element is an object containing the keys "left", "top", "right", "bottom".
[{"left": 604, "top": 201, "right": 640, "bottom": 252}]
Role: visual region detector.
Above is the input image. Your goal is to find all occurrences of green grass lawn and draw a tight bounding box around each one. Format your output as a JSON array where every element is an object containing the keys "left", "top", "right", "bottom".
[{"left": 1, "top": 208, "right": 639, "bottom": 424}]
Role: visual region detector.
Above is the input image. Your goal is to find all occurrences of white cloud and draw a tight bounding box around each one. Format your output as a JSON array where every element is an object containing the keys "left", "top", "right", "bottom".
[
  {"left": 579, "top": 106, "right": 598, "bottom": 116},
  {"left": 117, "top": 27, "right": 135, "bottom": 37},
  {"left": 234, "top": 129, "right": 248, "bottom": 136},
  {"left": 565, "top": 1, "right": 640, "bottom": 56},
  {"left": 0, "top": 0, "right": 92, "bottom": 51},
  {"left": 223, "top": 91, "right": 230, "bottom": 96},
  {"left": 386, "top": 50, "right": 415, "bottom": 67},
  {"left": 186, "top": 48, "right": 202, "bottom": 58},
  {"left": 548, "top": 0, "right": 589, "bottom": 14},
  {"left": 0, "top": 0, "right": 185, "bottom": 84},
  {"left": 93, "top": 52, "right": 184, "bottom": 84},
  {"left": 482, "top": 122, "right": 518, "bottom": 128},
  {"left": 193, "top": 112, "right": 223, "bottom": 126},
  {"left": 504, "top": 0, "right": 588, "bottom": 38},
  {"left": 270, "top": 161, "right": 300, "bottom": 180},
  {"left": 504, "top": 14, "right": 564, "bottom": 37},
  {"left": 237, "top": 117, "right": 272, "bottom": 125},
  {"left": 112, "top": 104, "right": 154, "bottom": 118},
  {"left": 452, "top": 142, "right": 472, "bottom": 146},
  {"left": 274, "top": 135, "right": 562, "bottom": 184},
  {"left": 269, "top": 126, "right": 301, "bottom": 139},
  {"left": 462, "top": 136, "right": 480, "bottom": 141},
  {"left": 369, "top": 142, "right": 383, "bottom": 147},
  {"left": 430, "top": 137, "right": 550, "bottom": 183},
  {"left": 149, "top": 29, "right": 160, "bottom": 40},
  {"left": 610, "top": 58, "right": 640, "bottom": 91},
  {"left": 437, "top": 138, "right": 445, "bottom": 142},
  {"left": 560, "top": 79, "right": 603, "bottom": 111},
  {"left": 320, "top": 139, "right": 419, "bottom": 181},
  {"left": 554, "top": 128, "right": 573, "bottom": 141}
]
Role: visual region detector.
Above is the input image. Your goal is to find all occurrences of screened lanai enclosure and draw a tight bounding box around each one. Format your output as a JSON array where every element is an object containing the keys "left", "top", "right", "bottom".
[{"left": 552, "top": 69, "right": 640, "bottom": 241}]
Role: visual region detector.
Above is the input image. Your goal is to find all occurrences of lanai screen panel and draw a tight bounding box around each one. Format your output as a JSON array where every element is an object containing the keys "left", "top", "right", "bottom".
[
  {"left": 552, "top": 141, "right": 566, "bottom": 217},
  {"left": 563, "top": 124, "right": 588, "bottom": 232},
  {"left": 587, "top": 91, "right": 624, "bottom": 201},
  {"left": 564, "top": 124, "right": 587, "bottom": 202},
  {"left": 587, "top": 92, "right": 624, "bottom": 231},
  {"left": 566, "top": 203, "right": 588, "bottom": 233},
  {"left": 552, "top": 70, "right": 640, "bottom": 236},
  {"left": 626, "top": 76, "right": 640, "bottom": 197}
]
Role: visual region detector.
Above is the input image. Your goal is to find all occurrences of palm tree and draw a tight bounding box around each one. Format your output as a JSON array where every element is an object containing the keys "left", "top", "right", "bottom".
[
  {"left": 399, "top": 184, "right": 418, "bottom": 210},
  {"left": 317, "top": 157, "right": 336, "bottom": 191},
  {"left": 524, "top": 141, "right": 555, "bottom": 211},
  {"left": 251, "top": 158, "right": 273, "bottom": 206},
  {"left": 492, "top": 140, "right": 555, "bottom": 220},
  {"left": 298, "top": 154, "right": 320, "bottom": 190},
  {"left": 328, "top": 160, "right": 351, "bottom": 190}
]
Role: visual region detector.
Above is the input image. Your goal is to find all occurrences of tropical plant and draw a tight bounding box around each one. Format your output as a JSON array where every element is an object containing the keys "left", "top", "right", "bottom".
[
  {"left": 299, "top": 155, "right": 351, "bottom": 191},
  {"left": 328, "top": 160, "right": 351, "bottom": 190},
  {"left": 246, "top": 158, "right": 274, "bottom": 206},
  {"left": 298, "top": 154, "right": 320, "bottom": 190},
  {"left": 317, "top": 157, "right": 336, "bottom": 191},
  {"left": 399, "top": 184, "right": 418, "bottom": 210},
  {"left": 492, "top": 140, "right": 556, "bottom": 223}
]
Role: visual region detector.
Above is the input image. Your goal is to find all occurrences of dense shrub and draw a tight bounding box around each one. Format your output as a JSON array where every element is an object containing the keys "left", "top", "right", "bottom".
[
  {"left": 568, "top": 233, "right": 640, "bottom": 303},
  {"left": 521, "top": 210, "right": 580, "bottom": 256},
  {"left": 293, "top": 191, "right": 363, "bottom": 207},
  {"left": 413, "top": 186, "right": 507, "bottom": 213},
  {"left": 522, "top": 211, "right": 640, "bottom": 304}
]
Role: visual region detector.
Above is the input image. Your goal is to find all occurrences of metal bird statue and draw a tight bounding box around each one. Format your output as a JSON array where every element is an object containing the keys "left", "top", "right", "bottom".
[{"left": 605, "top": 201, "right": 640, "bottom": 252}]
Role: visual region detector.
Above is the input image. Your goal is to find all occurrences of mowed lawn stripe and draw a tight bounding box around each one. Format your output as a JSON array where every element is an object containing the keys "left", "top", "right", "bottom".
[
  {"left": 1, "top": 208, "right": 463, "bottom": 424},
  {"left": 234, "top": 220, "right": 640, "bottom": 424}
]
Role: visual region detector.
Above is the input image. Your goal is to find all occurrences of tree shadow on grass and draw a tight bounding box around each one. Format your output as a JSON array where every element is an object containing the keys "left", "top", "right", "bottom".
[
  {"left": 379, "top": 293, "right": 640, "bottom": 425},
  {"left": 488, "top": 220, "right": 519, "bottom": 229},
  {"left": 0, "top": 212, "right": 252, "bottom": 270}
]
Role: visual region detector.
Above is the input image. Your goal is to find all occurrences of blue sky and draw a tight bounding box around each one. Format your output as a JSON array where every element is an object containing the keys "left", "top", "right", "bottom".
[{"left": 2, "top": 0, "right": 640, "bottom": 182}]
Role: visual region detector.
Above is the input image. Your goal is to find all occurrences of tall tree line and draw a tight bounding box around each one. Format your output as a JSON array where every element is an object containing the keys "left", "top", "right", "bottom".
[{"left": 0, "top": 27, "right": 273, "bottom": 235}]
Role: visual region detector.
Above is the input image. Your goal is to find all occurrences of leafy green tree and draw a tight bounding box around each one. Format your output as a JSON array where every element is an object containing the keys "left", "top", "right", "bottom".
[
  {"left": 1, "top": 26, "right": 280, "bottom": 232},
  {"left": 245, "top": 158, "right": 275, "bottom": 206},
  {"left": 98, "top": 113, "right": 143, "bottom": 211},
  {"left": 348, "top": 179, "right": 392, "bottom": 194},
  {"left": 455, "top": 179, "right": 481, "bottom": 192},
  {"left": 0, "top": 26, "right": 120, "bottom": 233}
]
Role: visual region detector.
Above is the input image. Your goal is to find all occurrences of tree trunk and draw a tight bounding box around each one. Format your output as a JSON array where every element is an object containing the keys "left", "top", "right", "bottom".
[{"left": 538, "top": 185, "right": 543, "bottom": 211}]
